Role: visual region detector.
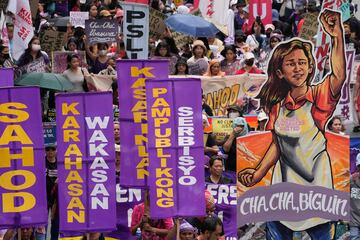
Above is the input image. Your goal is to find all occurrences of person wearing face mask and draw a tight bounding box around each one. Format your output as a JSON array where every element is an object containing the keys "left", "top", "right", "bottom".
[
  {"left": 227, "top": 104, "right": 243, "bottom": 119},
  {"left": 84, "top": 38, "right": 110, "bottom": 74},
  {"left": 17, "top": 36, "right": 50, "bottom": 70},
  {"left": 222, "top": 117, "right": 249, "bottom": 172},
  {"left": 235, "top": 52, "right": 263, "bottom": 75}
]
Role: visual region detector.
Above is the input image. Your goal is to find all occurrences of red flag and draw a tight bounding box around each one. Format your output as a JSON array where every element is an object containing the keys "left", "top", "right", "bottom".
[{"left": 248, "top": 0, "right": 272, "bottom": 27}]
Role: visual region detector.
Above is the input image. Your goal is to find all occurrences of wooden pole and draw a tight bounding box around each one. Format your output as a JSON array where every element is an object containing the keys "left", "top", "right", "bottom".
[
  {"left": 176, "top": 218, "right": 180, "bottom": 240},
  {"left": 17, "top": 228, "right": 21, "bottom": 240}
]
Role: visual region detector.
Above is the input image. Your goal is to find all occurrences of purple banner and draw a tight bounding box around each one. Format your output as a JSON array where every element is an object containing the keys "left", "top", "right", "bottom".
[
  {"left": 106, "top": 185, "right": 143, "bottom": 240},
  {"left": 351, "top": 138, "right": 360, "bottom": 174},
  {"left": 145, "top": 78, "right": 205, "bottom": 218},
  {"left": 207, "top": 184, "right": 237, "bottom": 238},
  {"left": 56, "top": 92, "right": 116, "bottom": 232},
  {"left": 0, "top": 68, "right": 14, "bottom": 87},
  {"left": 0, "top": 87, "right": 47, "bottom": 229},
  {"left": 237, "top": 182, "right": 350, "bottom": 227},
  {"left": 116, "top": 60, "right": 168, "bottom": 187}
]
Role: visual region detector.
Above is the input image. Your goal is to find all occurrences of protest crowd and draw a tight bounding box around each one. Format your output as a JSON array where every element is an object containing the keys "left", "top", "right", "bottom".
[{"left": 1, "top": 0, "right": 360, "bottom": 239}]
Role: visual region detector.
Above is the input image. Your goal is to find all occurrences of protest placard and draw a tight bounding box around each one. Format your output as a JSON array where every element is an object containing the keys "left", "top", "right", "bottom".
[
  {"left": 299, "top": 13, "right": 319, "bottom": 40},
  {"left": 146, "top": 78, "right": 205, "bottom": 218},
  {"left": 170, "top": 30, "right": 193, "bottom": 48},
  {"left": 52, "top": 51, "right": 87, "bottom": 74},
  {"left": 43, "top": 122, "right": 56, "bottom": 145},
  {"left": 56, "top": 92, "right": 116, "bottom": 232},
  {"left": 0, "top": 87, "right": 47, "bottom": 229},
  {"left": 149, "top": 8, "right": 167, "bottom": 39},
  {"left": 116, "top": 60, "right": 168, "bottom": 187},
  {"left": 40, "top": 30, "right": 65, "bottom": 55},
  {"left": 70, "top": 11, "right": 89, "bottom": 28},
  {"left": 211, "top": 118, "right": 233, "bottom": 142},
  {"left": 122, "top": 3, "right": 149, "bottom": 59},
  {"left": 15, "top": 56, "right": 48, "bottom": 77},
  {"left": 85, "top": 19, "right": 118, "bottom": 45}
]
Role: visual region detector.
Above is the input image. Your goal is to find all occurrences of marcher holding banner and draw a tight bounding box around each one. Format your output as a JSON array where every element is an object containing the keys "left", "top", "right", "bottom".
[{"left": 238, "top": 9, "right": 346, "bottom": 238}]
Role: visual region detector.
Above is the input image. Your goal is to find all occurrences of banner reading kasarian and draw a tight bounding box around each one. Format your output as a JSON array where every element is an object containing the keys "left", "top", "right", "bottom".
[
  {"left": 7, "top": 0, "right": 34, "bottom": 60},
  {"left": 146, "top": 78, "right": 205, "bottom": 218},
  {"left": 236, "top": 131, "right": 350, "bottom": 227},
  {"left": 0, "top": 87, "right": 47, "bottom": 229},
  {"left": 56, "top": 92, "right": 116, "bottom": 232},
  {"left": 117, "top": 60, "right": 168, "bottom": 187}
]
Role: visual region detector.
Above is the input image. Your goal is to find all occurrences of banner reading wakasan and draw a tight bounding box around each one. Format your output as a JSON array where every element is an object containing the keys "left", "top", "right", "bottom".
[
  {"left": 56, "top": 92, "right": 116, "bottom": 232},
  {"left": 117, "top": 60, "right": 168, "bottom": 187},
  {"left": 0, "top": 87, "right": 47, "bottom": 229},
  {"left": 146, "top": 78, "right": 205, "bottom": 218}
]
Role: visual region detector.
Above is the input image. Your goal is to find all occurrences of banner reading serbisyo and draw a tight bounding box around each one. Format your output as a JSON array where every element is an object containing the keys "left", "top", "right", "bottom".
[
  {"left": 207, "top": 184, "right": 237, "bottom": 238},
  {"left": 145, "top": 78, "right": 205, "bottom": 218},
  {"left": 0, "top": 87, "right": 47, "bottom": 229},
  {"left": 117, "top": 60, "right": 168, "bottom": 187},
  {"left": 56, "top": 92, "right": 116, "bottom": 232},
  {"left": 121, "top": 2, "right": 149, "bottom": 59}
]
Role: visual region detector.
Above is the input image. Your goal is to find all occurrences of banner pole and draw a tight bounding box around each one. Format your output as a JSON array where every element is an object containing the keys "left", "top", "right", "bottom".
[
  {"left": 86, "top": 233, "right": 90, "bottom": 240},
  {"left": 17, "top": 228, "right": 21, "bottom": 240},
  {"left": 176, "top": 218, "right": 180, "bottom": 240}
]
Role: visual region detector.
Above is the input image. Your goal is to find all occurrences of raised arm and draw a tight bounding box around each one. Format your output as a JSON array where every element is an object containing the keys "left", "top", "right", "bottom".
[
  {"left": 320, "top": 9, "right": 346, "bottom": 96},
  {"left": 238, "top": 131, "right": 280, "bottom": 187}
]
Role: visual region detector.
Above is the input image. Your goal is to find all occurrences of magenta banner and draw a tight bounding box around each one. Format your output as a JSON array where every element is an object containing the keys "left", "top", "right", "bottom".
[
  {"left": 0, "top": 87, "right": 47, "bottom": 229},
  {"left": 116, "top": 60, "right": 168, "bottom": 187},
  {"left": 237, "top": 182, "right": 350, "bottom": 226},
  {"left": 207, "top": 184, "right": 237, "bottom": 238},
  {"left": 56, "top": 92, "right": 116, "bottom": 232},
  {"left": 145, "top": 78, "right": 205, "bottom": 218},
  {"left": 0, "top": 68, "right": 14, "bottom": 87},
  {"left": 105, "top": 185, "right": 143, "bottom": 240}
]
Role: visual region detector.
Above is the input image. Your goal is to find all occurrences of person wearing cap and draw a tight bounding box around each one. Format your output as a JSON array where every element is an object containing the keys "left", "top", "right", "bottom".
[
  {"left": 234, "top": 2, "right": 248, "bottom": 31},
  {"left": 235, "top": 52, "right": 263, "bottom": 75},
  {"left": 256, "top": 110, "right": 268, "bottom": 131},
  {"left": 187, "top": 40, "right": 209, "bottom": 75},
  {"left": 227, "top": 104, "right": 243, "bottom": 119},
  {"left": 351, "top": 153, "right": 360, "bottom": 239},
  {"left": 99, "top": 9, "right": 112, "bottom": 19},
  {"left": 258, "top": 31, "right": 283, "bottom": 71},
  {"left": 264, "top": 24, "right": 275, "bottom": 44},
  {"left": 222, "top": 117, "right": 249, "bottom": 172},
  {"left": 220, "top": 45, "right": 241, "bottom": 75}
]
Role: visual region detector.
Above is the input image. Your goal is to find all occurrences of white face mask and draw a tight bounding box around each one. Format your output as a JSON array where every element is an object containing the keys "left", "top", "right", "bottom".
[
  {"left": 31, "top": 44, "right": 41, "bottom": 51},
  {"left": 99, "top": 50, "right": 107, "bottom": 56},
  {"left": 229, "top": 112, "right": 240, "bottom": 119}
]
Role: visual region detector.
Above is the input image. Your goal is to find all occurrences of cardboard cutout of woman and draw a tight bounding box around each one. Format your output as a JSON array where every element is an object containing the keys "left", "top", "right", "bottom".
[{"left": 238, "top": 9, "right": 346, "bottom": 238}]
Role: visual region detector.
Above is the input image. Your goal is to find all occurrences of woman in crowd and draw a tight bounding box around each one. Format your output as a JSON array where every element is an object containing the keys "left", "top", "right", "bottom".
[
  {"left": 220, "top": 45, "right": 241, "bottom": 75},
  {"left": 85, "top": 39, "right": 110, "bottom": 74},
  {"left": 17, "top": 36, "right": 50, "bottom": 71},
  {"left": 0, "top": 45, "right": 14, "bottom": 68},
  {"left": 187, "top": 40, "right": 209, "bottom": 75},
  {"left": 206, "top": 156, "right": 234, "bottom": 184},
  {"left": 203, "top": 59, "right": 225, "bottom": 77},
  {"left": 245, "top": 16, "right": 266, "bottom": 56},
  {"left": 63, "top": 54, "right": 88, "bottom": 92},
  {"left": 174, "top": 58, "right": 189, "bottom": 75},
  {"left": 327, "top": 116, "right": 345, "bottom": 135},
  {"left": 89, "top": 4, "right": 98, "bottom": 19}
]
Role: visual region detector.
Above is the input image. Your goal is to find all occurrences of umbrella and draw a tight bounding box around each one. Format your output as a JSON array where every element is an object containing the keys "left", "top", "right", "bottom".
[
  {"left": 165, "top": 14, "right": 220, "bottom": 37},
  {"left": 15, "top": 72, "right": 74, "bottom": 91}
]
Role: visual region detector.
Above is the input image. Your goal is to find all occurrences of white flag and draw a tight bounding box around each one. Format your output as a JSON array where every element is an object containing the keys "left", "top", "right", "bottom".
[{"left": 7, "top": 0, "right": 34, "bottom": 60}]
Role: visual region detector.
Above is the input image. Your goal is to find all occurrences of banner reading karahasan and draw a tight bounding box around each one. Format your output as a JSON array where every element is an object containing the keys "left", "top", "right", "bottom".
[
  {"left": 201, "top": 74, "right": 267, "bottom": 116},
  {"left": 146, "top": 78, "right": 205, "bottom": 218},
  {"left": 56, "top": 92, "right": 116, "bottom": 232},
  {"left": 236, "top": 131, "right": 350, "bottom": 226},
  {"left": 0, "top": 87, "right": 47, "bottom": 229},
  {"left": 117, "top": 60, "right": 168, "bottom": 187}
]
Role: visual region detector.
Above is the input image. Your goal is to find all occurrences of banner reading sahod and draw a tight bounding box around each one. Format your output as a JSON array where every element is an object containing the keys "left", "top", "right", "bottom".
[{"left": 0, "top": 87, "right": 47, "bottom": 229}]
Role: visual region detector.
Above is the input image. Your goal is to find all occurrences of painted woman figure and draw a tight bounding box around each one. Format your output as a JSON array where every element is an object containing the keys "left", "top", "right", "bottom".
[{"left": 238, "top": 9, "right": 345, "bottom": 239}]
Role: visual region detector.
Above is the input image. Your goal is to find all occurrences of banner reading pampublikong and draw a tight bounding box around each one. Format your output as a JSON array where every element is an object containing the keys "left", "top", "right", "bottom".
[
  {"left": 117, "top": 60, "right": 168, "bottom": 187},
  {"left": 56, "top": 92, "right": 116, "bottom": 232},
  {"left": 0, "top": 87, "right": 47, "bottom": 229},
  {"left": 146, "top": 78, "right": 205, "bottom": 218}
]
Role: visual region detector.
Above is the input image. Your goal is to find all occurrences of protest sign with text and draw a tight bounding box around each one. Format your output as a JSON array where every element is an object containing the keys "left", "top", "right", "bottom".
[{"left": 85, "top": 19, "right": 118, "bottom": 45}]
